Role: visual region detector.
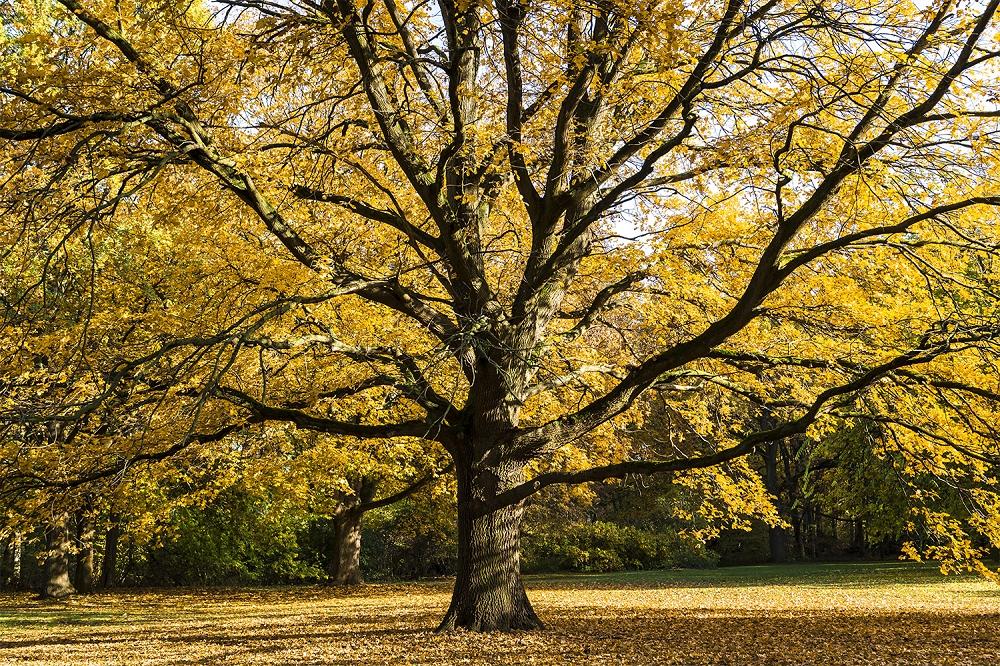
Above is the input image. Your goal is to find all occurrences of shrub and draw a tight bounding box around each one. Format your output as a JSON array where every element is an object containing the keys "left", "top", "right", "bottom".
[
  {"left": 523, "top": 521, "right": 718, "bottom": 573},
  {"left": 362, "top": 489, "right": 457, "bottom": 580},
  {"left": 139, "top": 487, "right": 322, "bottom": 585}
]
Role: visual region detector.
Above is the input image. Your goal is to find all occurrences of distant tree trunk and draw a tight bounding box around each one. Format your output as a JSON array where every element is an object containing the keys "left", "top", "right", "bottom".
[
  {"left": 810, "top": 509, "right": 819, "bottom": 559},
  {"left": 793, "top": 512, "right": 804, "bottom": 560},
  {"left": 769, "top": 524, "right": 789, "bottom": 564},
  {"left": 438, "top": 461, "right": 542, "bottom": 632},
  {"left": 328, "top": 508, "right": 364, "bottom": 586},
  {"left": 13, "top": 535, "right": 22, "bottom": 588},
  {"left": 798, "top": 507, "right": 814, "bottom": 559},
  {"left": 40, "top": 513, "right": 76, "bottom": 600},
  {"left": 327, "top": 477, "right": 380, "bottom": 587},
  {"left": 123, "top": 536, "right": 136, "bottom": 584},
  {"left": 0, "top": 538, "right": 12, "bottom": 590},
  {"left": 764, "top": 441, "right": 788, "bottom": 563},
  {"left": 74, "top": 509, "right": 95, "bottom": 593},
  {"left": 100, "top": 517, "right": 121, "bottom": 589},
  {"left": 853, "top": 517, "right": 867, "bottom": 556}
]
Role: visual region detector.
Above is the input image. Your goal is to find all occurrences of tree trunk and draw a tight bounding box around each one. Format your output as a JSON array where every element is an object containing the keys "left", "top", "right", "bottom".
[
  {"left": 100, "top": 517, "right": 120, "bottom": 589},
  {"left": 853, "top": 517, "right": 867, "bottom": 556},
  {"left": 810, "top": 510, "right": 819, "bottom": 559},
  {"left": 763, "top": 441, "right": 788, "bottom": 563},
  {"left": 123, "top": 534, "right": 136, "bottom": 584},
  {"left": 13, "top": 535, "right": 22, "bottom": 588},
  {"left": 793, "top": 512, "right": 804, "bottom": 560},
  {"left": 75, "top": 510, "right": 95, "bottom": 593},
  {"left": 0, "top": 537, "right": 12, "bottom": 590},
  {"left": 768, "top": 525, "right": 788, "bottom": 564},
  {"left": 438, "top": 461, "right": 542, "bottom": 632},
  {"left": 40, "top": 513, "right": 76, "bottom": 600},
  {"left": 328, "top": 509, "right": 364, "bottom": 586}
]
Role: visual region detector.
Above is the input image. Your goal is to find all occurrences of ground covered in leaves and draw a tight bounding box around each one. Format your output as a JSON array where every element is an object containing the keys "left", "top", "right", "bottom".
[{"left": 1, "top": 563, "right": 998, "bottom": 665}]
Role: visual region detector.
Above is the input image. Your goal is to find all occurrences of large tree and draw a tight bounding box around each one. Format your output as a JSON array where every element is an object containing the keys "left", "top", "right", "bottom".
[{"left": 3, "top": 0, "right": 1000, "bottom": 631}]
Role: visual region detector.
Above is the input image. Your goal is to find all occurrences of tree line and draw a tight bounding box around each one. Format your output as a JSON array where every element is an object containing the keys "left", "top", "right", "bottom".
[{"left": 3, "top": 418, "right": 990, "bottom": 600}]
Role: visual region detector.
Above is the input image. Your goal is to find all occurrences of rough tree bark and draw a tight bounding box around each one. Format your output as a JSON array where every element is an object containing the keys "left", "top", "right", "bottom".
[
  {"left": 764, "top": 440, "right": 788, "bottom": 564},
  {"left": 853, "top": 517, "right": 867, "bottom": 556},
  {"left": 325, "top": 471, "right": 445, "bottom": 586},
  {"left": 0, "top": 538, "right": 12, "bottom": 590},
  {"left": 40, "top": 513, "right": 76, "bottom": 600},
  {"left": 100, "top": 516, "right": 120, "bottom": 589},
  {"left": 74, "top": 509, "right": 95, "bottom": 593},
  {"left": 437, "top": 462, "right": 542, "bottom": 632},
  {"left": 328, "top": 508, "right": 364, "bottom": 586},
  {"left": 326, "top": 478, "right": 376, "bottom": 587}
]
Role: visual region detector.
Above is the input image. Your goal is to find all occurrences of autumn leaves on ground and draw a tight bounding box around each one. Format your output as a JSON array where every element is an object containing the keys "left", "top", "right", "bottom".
[
  {"left": 0, "top": 563, "right": 997, "bottom": 665},
  {"left": 6, "top": 0, "right": 1000, "bottom": 662}
]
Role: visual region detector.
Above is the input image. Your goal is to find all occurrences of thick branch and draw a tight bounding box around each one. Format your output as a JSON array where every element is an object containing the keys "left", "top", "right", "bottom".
[
  {"left": 360, "top": 463, "right": 454, "bottom": 511},
  {"left": 217, "top": 385, "right": 450, "bottom": 442}
]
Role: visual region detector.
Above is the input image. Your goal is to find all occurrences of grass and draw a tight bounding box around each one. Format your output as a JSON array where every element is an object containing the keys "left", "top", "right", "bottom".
[{"left": 1, "top": 562, "right": 998, "bottom": 664}]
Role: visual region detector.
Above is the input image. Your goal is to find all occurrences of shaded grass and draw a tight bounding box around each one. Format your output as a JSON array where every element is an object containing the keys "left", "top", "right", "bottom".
[
  {"left": 0, "top": 562, "right": 997, "bottom": 665},
  {"left": 529, "top": 560, "right": 960, "bottom": 588}
]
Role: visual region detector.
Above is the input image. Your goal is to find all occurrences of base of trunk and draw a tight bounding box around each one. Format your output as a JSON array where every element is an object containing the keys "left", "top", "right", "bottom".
[
  {"left": 438, "top": 462, "right": 543, "bottom": 632},
  {"left": 100, "top": 519, "right": 120, "bottom": 589},
  {"left": 39, "top": 513, "right": 76, "bottom": 601},
  {"left": 436, "top": 579, "right": 543, "bottom": 632},
  {"left": 327, "top": 509, "right": 364, "bottom": 587},
  {"left": 38, "top": 584, "right": 75, "bottom": 601},
  {"left": 327, "top": 566, "right": 362, "bottom": 587},
  {"left": 331, "top": 571, "right": 362, "bottom": 586},
  {"left": 75, "top": 511, "right": 95, "bottom": 594}
]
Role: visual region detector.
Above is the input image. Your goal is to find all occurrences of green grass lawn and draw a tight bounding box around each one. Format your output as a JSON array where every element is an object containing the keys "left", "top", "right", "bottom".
[
  {"left": 1, "top": 562, "right": 997, "bottom": 664},
  {"left": 531, "top": 560, "right": 953, "bottom": 587}
]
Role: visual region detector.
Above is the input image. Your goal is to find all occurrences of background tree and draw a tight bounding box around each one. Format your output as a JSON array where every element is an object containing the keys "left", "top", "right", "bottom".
[{"left": 40, "top": 510, "right": 75, "bottom": 599}]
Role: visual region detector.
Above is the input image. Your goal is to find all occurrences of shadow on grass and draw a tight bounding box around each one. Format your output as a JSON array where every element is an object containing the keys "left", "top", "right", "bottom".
[
  {"left": 526, "top": 562, "right": 991, "bottom": 591},
  {"left": 6, "top": 607, "right": 999, "bottom": 666},
  {"left": 0, "top": 610, "right": 128, "bottom": 630}
]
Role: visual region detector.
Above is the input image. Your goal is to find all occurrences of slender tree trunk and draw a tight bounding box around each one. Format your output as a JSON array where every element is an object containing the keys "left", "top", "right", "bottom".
[
  {"left": 328, "top": 508, "right": 364, "bottom": 586},
  {"left": 40, "top": 513, "right": 75, "bottom": 600},
  {"left": 13, "top": 534, "right": 22, "bottom": 588},
  {"left": 123, "top": 535, "right": 136, "bottom": 585},
  {"left": 793, "top": 512, "right": 804, "bottom": 560},
  {"left": 763, "top": 441, "right": 788, "bottom": 563},
  {"left": 75, "top": 509, "right": 95, "bottom": 593},
  {"left": 811, "top": 510, "right": 819, "bottom": 559},
  {"left": 438, "top": 461, "right": 542, "bottom": 632},
  {"left": 0, "top": 538, "right": 11, "bottom": 591},
  {"left": 853, "top": 517, "right": 867, "bottom": 556},
  {"left": 769, "top": 524, "right": 788, "bottom": 564},
  {"left": 100, "top": 517, "right": 120, "bottom": 589}
]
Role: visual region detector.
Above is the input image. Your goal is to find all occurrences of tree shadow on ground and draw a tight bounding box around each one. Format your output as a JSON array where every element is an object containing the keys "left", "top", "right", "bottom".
[
  {"left": 527, "top": 562, "right": 992, "bottom": 591},
  {"left": 2, "top": 605, "right": 999, "bottom": 665}
]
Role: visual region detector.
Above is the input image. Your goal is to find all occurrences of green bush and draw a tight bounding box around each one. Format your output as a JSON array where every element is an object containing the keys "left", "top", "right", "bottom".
[
  {"left": 139, "top": 487, "right": 323, "bottom": 585},
  {"left": 362, "top": 489, "right": 457, "bottom": 580},
  {"left": 712, "top": 523, "right": 773, "bottom": 566},
  {"left": 523, "top": 521, "right": 718, "bottom": 572}
]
